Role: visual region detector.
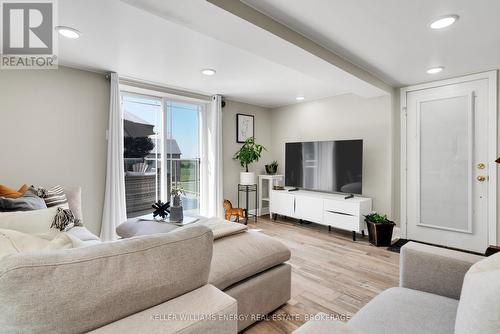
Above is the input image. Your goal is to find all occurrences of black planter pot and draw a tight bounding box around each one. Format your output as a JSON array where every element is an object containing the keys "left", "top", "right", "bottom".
[
  {"left": 366, "top": 220, "right": 395, "bottom": 247},
  {"left": 265, "top": 165, "right": 277, "bottom": 175}
]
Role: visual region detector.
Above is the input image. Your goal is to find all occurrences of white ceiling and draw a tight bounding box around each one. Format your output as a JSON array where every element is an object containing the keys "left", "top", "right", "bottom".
[
  {"left": 243, "top": 0, "right": 500, "bottom": 87},
  {"left": 57, "top": 0, "right": 386, "bottom": 108}
]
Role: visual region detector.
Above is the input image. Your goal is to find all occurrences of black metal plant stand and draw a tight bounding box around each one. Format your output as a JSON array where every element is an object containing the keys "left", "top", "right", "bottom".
[{"left": 237, "top": 184, "right": 258, "bottom": 225}]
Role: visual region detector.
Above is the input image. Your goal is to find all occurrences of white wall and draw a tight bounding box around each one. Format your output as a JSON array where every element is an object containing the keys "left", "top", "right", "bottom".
[
  {"left": 270, "top": 94, "right": 393, "bottom": 218},
  {"left": 0, "top": 66, "right": 109, "bottom": 235},
  {"left": 497, "top": 73, "right": 500, "bottom": 244},
  {"left": 222, "top": 100, "right": 272, "bottom": 211}
]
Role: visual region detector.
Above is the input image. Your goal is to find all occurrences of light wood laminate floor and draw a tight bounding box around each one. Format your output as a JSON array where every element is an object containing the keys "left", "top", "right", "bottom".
[{"left": 242, "top": 216, "right": 400, "bottom": 334}]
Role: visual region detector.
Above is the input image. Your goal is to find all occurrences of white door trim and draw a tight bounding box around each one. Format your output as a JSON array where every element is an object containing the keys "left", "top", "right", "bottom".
[{"left": 400, "top": 70, "right": 498, "bottom": 246}]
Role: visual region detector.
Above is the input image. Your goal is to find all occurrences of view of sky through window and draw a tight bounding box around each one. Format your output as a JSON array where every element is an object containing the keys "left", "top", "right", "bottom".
[{"left": 122, "top": 95, "right": 200, "bottom": 159}]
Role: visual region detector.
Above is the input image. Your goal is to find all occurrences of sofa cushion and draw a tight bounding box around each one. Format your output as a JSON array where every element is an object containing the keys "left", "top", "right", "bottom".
[
  {"left": 88, "top": 285, "right": 237, "bottom": 334},
  {"left": 454, "top": 252, "right": 500, "bottom": 334},
  {"left": 0, "top": 225, "right": 213, "bottom": 334},
  {"left": 349, "top": 287, "right": 458, "bottom": 334},
  {"left": 0, "top": 205, "right": 67, "bottom": 235},
  {"left": 209, "top": 230, "right": 290, "bottom": 290}
]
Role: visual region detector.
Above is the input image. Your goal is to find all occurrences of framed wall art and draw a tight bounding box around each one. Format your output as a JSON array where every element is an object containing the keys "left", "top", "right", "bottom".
[{"left": 236, "top": 113, "right": 254, "bottom": 143}]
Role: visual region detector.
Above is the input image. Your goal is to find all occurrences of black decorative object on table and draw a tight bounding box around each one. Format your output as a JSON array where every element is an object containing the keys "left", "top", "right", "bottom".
[{"left": 152, "top": 201, "right": 170, "bottom": 219}]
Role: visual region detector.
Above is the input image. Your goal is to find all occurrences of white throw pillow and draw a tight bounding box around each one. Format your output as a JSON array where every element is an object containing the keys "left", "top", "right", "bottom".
[
  {"left": 455, "top": 252, "right": 500, "bottom": 334},
  {"left": 0, "top": 205, "right": 68, "bottom": 235}
]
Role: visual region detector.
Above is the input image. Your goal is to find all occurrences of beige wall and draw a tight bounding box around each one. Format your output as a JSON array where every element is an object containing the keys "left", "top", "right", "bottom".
[
  {"left": 222, "top": 100, "right": 272, "bottom": 211},
  {"left": 0, "top": 66, "right": 109, "bottom": 235},
  {"left": 269, "top": 94, "right": 394, "bottom": 218}
]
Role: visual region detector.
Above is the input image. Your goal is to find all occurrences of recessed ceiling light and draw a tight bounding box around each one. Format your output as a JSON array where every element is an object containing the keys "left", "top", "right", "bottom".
[
  {"left": 296, "top": 96, "right": 305, "bottom": 101},
  {"left": 427, "top": 66, "right": 444, "bottom": 74},
  {"left": 55, "top": 26, "right": 81, "bottom": 39},
  {"left": 201, "top": 69, "right": 216, "bottom": 76},
  {"left": 430, "top": 15, "right": 459, "bottom": 29}
]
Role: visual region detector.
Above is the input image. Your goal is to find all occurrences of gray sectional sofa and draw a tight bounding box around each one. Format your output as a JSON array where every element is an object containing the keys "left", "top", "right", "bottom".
[
  {"left": 210, "top": 230, "right": 291, "bottom": 330},
  {"left": 294, "top": 241, "right": 493, "bottom": 334},
  {"left": 0, "top": 187, "right": 292, "bottom": 333}
]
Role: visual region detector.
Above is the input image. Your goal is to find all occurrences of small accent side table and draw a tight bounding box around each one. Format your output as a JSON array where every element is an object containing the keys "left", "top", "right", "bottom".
[
  {"left": 237, "top": 184, "right": 258, "bottom": 225},
  {"left": 258, "top": 175, "right": 284, "bottom": 218}
]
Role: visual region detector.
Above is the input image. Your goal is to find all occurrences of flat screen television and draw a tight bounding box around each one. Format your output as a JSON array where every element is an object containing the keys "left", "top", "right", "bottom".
[{"left": 285, "top": 140, "right": 363, "bottom": 194}]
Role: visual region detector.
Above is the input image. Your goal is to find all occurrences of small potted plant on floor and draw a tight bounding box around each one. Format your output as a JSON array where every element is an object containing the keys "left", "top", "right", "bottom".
[
  {"left": 265, "top": 160, "right": 278, "bottom": 175},
  {"left": 365, "top": 212, "right": 395, "bottom": 247},
  {"left": 233, "top": 137, "right": 266, "bottom": 185}
]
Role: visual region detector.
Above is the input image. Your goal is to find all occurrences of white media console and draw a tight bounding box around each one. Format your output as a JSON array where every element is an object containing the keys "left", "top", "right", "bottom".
[{"left": 270, "top": 189, "right": 372, "bottom": 241}]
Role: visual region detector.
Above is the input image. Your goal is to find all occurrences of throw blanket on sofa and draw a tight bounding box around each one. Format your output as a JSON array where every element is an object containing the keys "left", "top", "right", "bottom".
[
  {"left": 185, "top": 217, "right": 248, "bottom": 240},
  {"left": 0, "top": 227, "right": 100, "bottom": 259}
]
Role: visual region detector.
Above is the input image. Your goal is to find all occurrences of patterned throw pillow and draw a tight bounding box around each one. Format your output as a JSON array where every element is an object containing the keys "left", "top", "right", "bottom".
[
  {"left": 51, "top": 207, "right": 82, "bottom": 231},
  {"left": 33, "top": 185, "right": 68, "bottom": 208}
]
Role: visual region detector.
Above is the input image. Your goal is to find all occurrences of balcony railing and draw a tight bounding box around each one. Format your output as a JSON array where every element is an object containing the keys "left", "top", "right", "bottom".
[{"left": 124, "top": 158, "right": 200, "bottom": 218}]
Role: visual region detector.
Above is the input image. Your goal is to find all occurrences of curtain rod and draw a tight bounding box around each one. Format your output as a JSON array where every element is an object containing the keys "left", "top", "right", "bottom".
[{"left": 106, "top": 74, "right": 212, "bottom": 101}]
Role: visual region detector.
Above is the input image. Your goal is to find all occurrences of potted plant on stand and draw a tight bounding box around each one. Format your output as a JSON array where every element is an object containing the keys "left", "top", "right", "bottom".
[
  {"left": 233, "top": 137, "right": 266, "bottom": 185},
  {"left": 365, "top": 212, "right": 395, "bottom": 247},
  {"left": 170, "top": 184, "right": 185, "bottom": 222}
]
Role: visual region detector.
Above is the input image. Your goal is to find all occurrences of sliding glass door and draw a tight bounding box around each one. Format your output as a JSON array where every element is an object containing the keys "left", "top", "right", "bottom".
[
  {"left": 164, "top": 100, "right": 201, "bottom": 215},
  {"left": 122, "top": 92, "right": 202, "bottom": 218},
  {"left": 122, "top": 94, "right": 162, "bottom": 218}
]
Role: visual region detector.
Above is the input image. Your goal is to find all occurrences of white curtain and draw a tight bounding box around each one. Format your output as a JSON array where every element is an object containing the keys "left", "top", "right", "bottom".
[
  {"left": 100, "top": 73, "right": 127, "bottom": 241},
  {"left": 200, "top": 95, "right": 224, "bottom": 218}
]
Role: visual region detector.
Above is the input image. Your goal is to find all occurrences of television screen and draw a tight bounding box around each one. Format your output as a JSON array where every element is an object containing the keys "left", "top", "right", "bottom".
[{"left": 285, "top": 140, "right": 363, "bottom": 194}]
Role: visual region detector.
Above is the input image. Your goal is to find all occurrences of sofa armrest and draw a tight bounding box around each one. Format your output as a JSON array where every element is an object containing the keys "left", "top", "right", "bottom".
[
  {"left": 0, "top": 225, "right": 214, "bottom": 333},
  {"left": 400, "top": 242, "right": 484, "bottom": 299},
  {"left": 89, "top": 285, "right": 237, "bottom": 334}
]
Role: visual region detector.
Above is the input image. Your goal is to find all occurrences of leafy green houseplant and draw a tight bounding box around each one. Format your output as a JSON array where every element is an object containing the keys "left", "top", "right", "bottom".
[
  {"left": 365, "top": 212, "right": 395, "bottom": 247},
  {"left": 265, "top": 160, "right": 279, "bottom": 175},
  {"left": 233, "top": 137, "right": 266, "bottom": 185}
]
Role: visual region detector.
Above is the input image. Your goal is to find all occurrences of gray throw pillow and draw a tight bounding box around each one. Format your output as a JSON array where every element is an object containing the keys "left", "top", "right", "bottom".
[{"left": 0, "top": 188, "right": 47, "bottom": 211}]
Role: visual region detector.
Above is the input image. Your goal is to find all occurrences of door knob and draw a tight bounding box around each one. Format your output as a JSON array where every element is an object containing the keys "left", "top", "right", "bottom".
[
  {"left": 477, "top": 176, "right": 486, "bottom": 182},
  {"left": 477, "top": 163, "right": 486, "bottom": 169}
]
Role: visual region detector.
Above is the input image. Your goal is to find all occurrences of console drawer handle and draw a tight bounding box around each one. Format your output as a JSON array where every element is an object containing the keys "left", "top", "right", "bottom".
[{"left": 326, "top": 210, "right": 355, "bottom": 217}]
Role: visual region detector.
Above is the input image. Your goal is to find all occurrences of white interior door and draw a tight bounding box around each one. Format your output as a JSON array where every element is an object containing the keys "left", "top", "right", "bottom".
[{"left": 405, "top": 79, "right": 491, "bottom": 253}]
